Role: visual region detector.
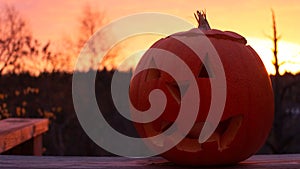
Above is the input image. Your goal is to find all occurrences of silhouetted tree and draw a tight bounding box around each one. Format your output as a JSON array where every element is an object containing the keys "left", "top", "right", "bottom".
[
  {"left": 0, "top": 4, "right": 55, "bottom": 75},
  {"left": 71, "top": 4, "right": 118, "bottom": 70},
  {"left": 0, "top": 4, "right": 31, "bottom": 74},
  {"left": 265, "top": 9, "right": 300, "bottom": 154},
  {"left": 37, "top": 41, "right": 69, "bottom": 73},
  {"left": 77, "top": 3, "right": 106, "bottom": 50}
]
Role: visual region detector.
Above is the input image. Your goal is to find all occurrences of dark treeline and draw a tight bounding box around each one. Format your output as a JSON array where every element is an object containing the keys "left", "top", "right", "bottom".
[
  {"left": 0, "top": 70, "right": 300, "bottom": 155},
  {"left": 0, "top": 70, "right": 137, "bottom": 156},
  {"left": 262, "top": 73, "right": 300, "bottom": 154}
]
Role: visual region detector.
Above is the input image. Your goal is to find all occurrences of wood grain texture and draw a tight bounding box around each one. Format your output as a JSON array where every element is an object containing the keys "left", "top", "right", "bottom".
[
  {"left": 0, "top": 154, "right": 300, "bottom": 169},
  {"left": 0, "top": 118, "right": 49, "bottom": 153}
]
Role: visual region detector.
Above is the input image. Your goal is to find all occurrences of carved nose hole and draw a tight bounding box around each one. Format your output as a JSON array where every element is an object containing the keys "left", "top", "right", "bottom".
[
  {"left": 166, "top": 81, "right": 189, "bottom": 104},
  {"left": 198, "top": 53, "right": 214, "bottom": 78},
  {"left": 145, "top": 58, "right": 161, "bottom": 82},
  {"left": 198, "top": 65, "right": 209, "bottom": 78},
  {"left": 145, "top": 68, "right": 161, "bottom": 82}
]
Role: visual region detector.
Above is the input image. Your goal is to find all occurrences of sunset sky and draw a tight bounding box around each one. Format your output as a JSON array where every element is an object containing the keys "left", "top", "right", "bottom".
[{"left": 4, "top": 0, "right": 300, "bottom": 74}]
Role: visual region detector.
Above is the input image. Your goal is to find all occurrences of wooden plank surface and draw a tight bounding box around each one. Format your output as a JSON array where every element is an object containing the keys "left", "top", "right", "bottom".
[
  {"left": 1, "top": 154, "right": 300, "bottom": 169},
  {"left": 0, "top": 118, "right": 49, "bottom": 153}
]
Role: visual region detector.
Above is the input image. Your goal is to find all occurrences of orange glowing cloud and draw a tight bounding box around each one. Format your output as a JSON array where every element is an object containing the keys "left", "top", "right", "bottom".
[{"left": 2, "top": 0, "right": 300, "bottom": 74}]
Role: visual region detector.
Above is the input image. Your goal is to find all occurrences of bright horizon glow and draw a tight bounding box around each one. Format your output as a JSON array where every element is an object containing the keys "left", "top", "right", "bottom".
[
  {"left": 247, "top": 37, "right": 300, "bottom": 75},
  {"left": 114, "top": 35, "right": 300, "bottom": 75},
  {"left": 2, "top": 0, "right": 300, "bottom": 75}
]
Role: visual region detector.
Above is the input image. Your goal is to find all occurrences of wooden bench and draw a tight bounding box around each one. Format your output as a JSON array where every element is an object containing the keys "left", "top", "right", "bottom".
[
  {"left": 0, "top": 154, "right": 300, "bottom": 169},
  {"left": 0, "top": 118, "right": 49, "bottom": 156}
]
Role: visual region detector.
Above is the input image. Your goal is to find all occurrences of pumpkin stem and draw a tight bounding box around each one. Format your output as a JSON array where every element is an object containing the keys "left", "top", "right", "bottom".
[{"left": 194, "top": 10, "right": 211, "bottom": 30}]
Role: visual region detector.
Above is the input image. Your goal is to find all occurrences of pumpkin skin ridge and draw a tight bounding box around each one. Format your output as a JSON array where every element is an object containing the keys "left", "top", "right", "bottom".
[
  {"left": 211, "top": 39, "right": 265, "bottom": 161},
  {"left": 208, "top": 38, "right": 249, "bottom": 123},
  {"left": 170, "top": 28, "right": 247, "bottom": 45},
  {"left": 242, "top": 45, "right": 274, "bottom": 157}
]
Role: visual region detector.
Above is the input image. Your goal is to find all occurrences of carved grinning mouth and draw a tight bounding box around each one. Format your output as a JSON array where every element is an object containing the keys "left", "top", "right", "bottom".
[
  {"left": 175, "top": 115, "right": 244, "bottom": 152},
  {"left": 143, "top": 115, "right": 243, "bottom": 153}
]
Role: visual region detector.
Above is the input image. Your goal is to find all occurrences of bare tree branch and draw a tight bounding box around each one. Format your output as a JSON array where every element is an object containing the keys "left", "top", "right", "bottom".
[
  {"left": 271, "top": 8, "right": 281, "bottom": 77},
  {"left": 267, "top": 9, "right": 300, "bottom": 154},
  {"left": 77, "top": 3, "right": 106, "bottom": 50},
  {"left": 0, "top": 4, "right": 31, "bottom": 74},
  {"left": 0, "top": 4, "right": 58, "bottom": 75},
  {"left": 75, "top": 3, "right": 119, "bottom": 71}
]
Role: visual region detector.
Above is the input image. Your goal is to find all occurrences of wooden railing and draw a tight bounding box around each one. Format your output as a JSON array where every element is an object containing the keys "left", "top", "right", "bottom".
[{"left": 0, "top": 118, "right": 48, "bottom": 155}]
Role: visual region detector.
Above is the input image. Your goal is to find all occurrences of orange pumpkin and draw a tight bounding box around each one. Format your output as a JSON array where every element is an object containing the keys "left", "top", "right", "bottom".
[{"left": 129, "top": 11, "right": 274, "bottom": 166}]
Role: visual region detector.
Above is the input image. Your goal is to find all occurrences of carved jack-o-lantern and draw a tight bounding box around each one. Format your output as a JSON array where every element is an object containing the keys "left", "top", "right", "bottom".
[{"left": 129, "top": 11, "right": 274, "bottom": 166}]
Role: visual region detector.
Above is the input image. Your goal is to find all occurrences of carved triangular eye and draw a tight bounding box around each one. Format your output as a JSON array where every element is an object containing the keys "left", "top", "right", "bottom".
[
  {"left": 145, "top": 58, "right": 161, "bottom": 82},
  {"left": 166, "top": 81, "right": 189, "bottom": 104},
  {"left": 198, "top": 53, "right": 214, "bottom": 78}
]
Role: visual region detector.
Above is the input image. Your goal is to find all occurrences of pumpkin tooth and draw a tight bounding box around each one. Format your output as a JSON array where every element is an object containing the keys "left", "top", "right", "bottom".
[
  {"left": 160, "top": 120, "right": 172, "bottom": 132},
  {"left": 220, "top": 115, "right": 244, "bottom": 151},
  {"left": 206, "top": 132, "right": 220, "bottom": 143},
  {"left": 143, "top": 123, "right": 164, "bottom": 147},
  {"left": 176, "top": 138, "right": 202, "bottom": 152},
  {"left": 203, "top": 131, "right": 224, "bottom": 151},
  {"left": 143, "top": 123, "right": 160, "bottom": 137}
]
